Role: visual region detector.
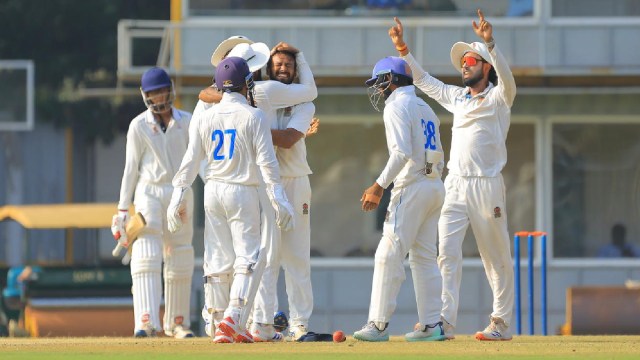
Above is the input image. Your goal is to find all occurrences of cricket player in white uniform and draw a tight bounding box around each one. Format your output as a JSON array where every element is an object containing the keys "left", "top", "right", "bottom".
[
  {"left": 168, "top": 56, "right": 295, "bottom": 343},
  {"left": 251, "top": 44, "right": 315, "bottom": 342},
  {"left": 389, "top": 10, "right": 517, "bottom": 340},
  {"left": 113, "top": 67, "right": 195, "bottom": 338},
  {"left": 196, "top": 37, "right": 318, "bottom": 342},
  {"left": 353, "top": 57, "right": 446, "bottom": 342}
]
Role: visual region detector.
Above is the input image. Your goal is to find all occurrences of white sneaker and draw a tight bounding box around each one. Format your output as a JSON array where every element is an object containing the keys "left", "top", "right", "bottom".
[
  {"left": 218, "top": 316, "right": 254, "bottom": 343},
  {"left": 353, "top": 322, "right": 389, "bottom": 342},
  {"left": 475, "top": 317, "right": 513, "bottom": 341},
  {"left": 170, "top": 325, "right": 195, "bottom": 339},
  {"left": 405, "top": 322, "right": 446, "bottom": 342},
  {"left": 287, "top": 324, "right": 308, "bottom": 341},
  {"left": 133, "top": 323, "right": 157, "bottom": 338},
  {"left": 441, "top": 317, "right": 455, "bottom": 340},
  {"left": 251, "top": 323, "right": 284, "bottom": 342}
]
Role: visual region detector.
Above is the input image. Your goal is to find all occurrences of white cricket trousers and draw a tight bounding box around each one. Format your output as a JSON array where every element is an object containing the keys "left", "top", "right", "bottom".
[
  {"left": 202, "top": 181, "right": 263, "bottom": 321},
  {"left": 253, "top": 176, "right": 312, "bottom": 327},
  {"left": 438, "top": 174, "right": 514, "bottom": 327},
  {"left": 368, "top": 178, "right": 445, "bottom": 328}
]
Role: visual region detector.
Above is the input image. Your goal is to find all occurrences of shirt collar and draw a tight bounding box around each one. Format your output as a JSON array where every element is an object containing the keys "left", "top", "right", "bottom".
[
  {"left": 221, "top": 91, "right": 249, "bottom": 104},
  {"left": 385, "top": 85, "right": 415, "bottom": 104}
]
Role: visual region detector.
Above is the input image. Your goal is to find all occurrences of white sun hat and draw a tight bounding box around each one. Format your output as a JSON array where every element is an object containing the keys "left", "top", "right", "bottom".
[
  {"left": 210, "top": 35, "right": 254, "bottom": 67},
  {"left": 223, "top": 42, "right": 270, "bottom": 72},
  {"left": 450, "top": 41, "right": 493, "bottom": 73}
]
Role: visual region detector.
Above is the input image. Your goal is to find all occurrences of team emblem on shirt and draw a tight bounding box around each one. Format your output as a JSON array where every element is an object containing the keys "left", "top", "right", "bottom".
[
  {"left": 302, "top": 203, "right": 309, "bottom": 215},
  {"left": 493, "top": 207, "right": 502, "bottom": 218}
]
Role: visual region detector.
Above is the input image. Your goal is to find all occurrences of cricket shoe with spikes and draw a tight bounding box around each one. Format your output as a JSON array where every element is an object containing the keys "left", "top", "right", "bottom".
[
  {"left": 475, "top": 317, "right": 512, "bottom": 341},
  {"left": 218, "top": 316, "right": 254, "bottom": 343},
  {"left": 251, "top": 323, "right": 284, "bottom": 342}
]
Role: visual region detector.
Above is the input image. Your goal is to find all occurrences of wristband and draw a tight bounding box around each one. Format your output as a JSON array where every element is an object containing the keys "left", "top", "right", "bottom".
[{"left": 396, "top": 44, "right": 408, "bottom": 52}]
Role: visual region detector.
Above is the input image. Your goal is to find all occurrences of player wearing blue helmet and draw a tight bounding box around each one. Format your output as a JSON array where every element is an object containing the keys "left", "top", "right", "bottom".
[
  {"left": 114, "top": 67, "right": 195, "bottom": 338},
  {"left": 354, "top": 56, "right": 446, "bottom": 342}
]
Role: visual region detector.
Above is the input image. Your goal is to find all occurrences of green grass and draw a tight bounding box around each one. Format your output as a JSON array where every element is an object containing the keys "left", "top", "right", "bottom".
[{"left": 2, "top": 336, "right": 640, "bottom": 360}]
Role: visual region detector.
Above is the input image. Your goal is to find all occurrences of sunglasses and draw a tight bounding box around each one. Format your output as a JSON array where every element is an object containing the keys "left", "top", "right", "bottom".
[{"left": 461, "top": 56, "right": 485, "bottom": 67}]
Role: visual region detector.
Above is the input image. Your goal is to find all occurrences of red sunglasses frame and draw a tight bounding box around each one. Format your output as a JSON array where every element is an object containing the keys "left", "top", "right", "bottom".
[{"left": 461, "top": 56, "right": 485, "bottom": 67}]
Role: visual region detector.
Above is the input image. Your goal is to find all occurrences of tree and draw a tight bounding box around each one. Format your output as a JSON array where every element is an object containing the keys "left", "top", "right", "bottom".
[{"left": 0, "top": 0, "right": 170, "bottom": 143}]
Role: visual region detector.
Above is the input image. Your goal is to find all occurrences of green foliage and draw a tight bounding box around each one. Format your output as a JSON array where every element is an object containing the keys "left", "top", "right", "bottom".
[{"left": 0, "top": 0, "right": 169, "bottom": 143}]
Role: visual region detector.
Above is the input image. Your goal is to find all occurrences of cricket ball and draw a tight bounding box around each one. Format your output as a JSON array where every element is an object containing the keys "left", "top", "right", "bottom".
[{"left": 333, "top": 330, "right": 346, "bottom": 342}]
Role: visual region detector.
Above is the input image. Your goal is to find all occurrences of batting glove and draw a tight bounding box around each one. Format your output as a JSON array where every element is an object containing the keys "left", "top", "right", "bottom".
[
  {"left": 167, "top": 187, "right": 187, "bottom": 234},
  {"left": 266, "top": 183, "right": 295, "bottom": 232},
  {"left": 111, "top": 209, "right": 130, "bottom": 247}
]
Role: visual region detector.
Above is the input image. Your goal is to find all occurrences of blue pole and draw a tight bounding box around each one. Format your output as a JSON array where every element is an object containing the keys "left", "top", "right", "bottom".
[
  {"left": 527, "top": 234, "right": 534, "bottom": 335},
  {"left": 541, "top": 234, "right": 548, "bottom": 336},
  {"left": 514, "top": 234, "right": 521, "bottom": 335}
]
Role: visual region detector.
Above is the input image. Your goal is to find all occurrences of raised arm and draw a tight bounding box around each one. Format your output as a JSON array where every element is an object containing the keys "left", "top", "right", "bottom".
[{"left": 473, "top": 9, "right": 516, "bottom": 106}]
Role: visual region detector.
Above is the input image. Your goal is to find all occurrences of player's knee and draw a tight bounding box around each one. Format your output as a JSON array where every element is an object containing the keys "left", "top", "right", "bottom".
[{"left": 374, "top": 235, "right": 403, "bottom": 265}]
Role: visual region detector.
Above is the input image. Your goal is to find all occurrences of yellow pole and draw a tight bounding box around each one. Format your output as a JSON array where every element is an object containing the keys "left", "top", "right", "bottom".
[
  {"left": 65, "top": 127, "right": 73, "bottom": 264},
  {"left": 170, "top": 0, "right": 183, "bottom": 109}
]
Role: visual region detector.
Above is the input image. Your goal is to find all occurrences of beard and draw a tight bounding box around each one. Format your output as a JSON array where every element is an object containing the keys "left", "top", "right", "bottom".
[
  {"left": 462, "top": 69, "right": 484, "bottom": 87},
  {"left": 275, "top": 72, "right": 293, "bottom": 84}
]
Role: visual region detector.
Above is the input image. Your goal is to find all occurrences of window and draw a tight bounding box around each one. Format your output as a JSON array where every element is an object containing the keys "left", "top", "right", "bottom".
[{"left": 552, "top": 121, "right": 640, "bottom": 257}]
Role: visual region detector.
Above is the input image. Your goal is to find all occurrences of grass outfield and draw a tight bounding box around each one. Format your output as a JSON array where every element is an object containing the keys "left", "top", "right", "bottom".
[{"left": 2, "top": 336, "right": 640, "bottom": 360}]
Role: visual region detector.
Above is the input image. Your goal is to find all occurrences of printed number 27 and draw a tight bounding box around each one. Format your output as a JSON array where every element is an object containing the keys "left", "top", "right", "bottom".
[
  {"left": 421, "top": 119, "right": 436, "bottom": 150},
  {"left": 212, "top": 129, "right": 236, "bottom": 160}
]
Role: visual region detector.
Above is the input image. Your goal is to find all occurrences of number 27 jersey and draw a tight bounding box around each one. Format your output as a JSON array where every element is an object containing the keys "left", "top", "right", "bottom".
[{"left": 173, "top": 92, "right": 281, "bottom": 189}]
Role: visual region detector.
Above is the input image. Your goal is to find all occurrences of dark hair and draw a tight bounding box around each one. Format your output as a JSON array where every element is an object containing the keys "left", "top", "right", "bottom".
[
  {"left": 488, "top": 66, "right": 497, "bottom": 86},
  {"left": 393, "top": 73, "right": 413, "bottom": 87}
]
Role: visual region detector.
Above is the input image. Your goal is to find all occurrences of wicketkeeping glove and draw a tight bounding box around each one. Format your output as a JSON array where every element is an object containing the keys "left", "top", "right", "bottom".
[
  {"left": 266, "top": 183, "right": 295, "bottom": 232},
  {"left": 167, "top": 187, "right": 187, "bottom": 234}
]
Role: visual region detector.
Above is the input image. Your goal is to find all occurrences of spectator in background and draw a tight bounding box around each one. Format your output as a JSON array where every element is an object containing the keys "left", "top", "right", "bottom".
[{"left": 597, "top": 223, "right": 640, "bottom": 258}]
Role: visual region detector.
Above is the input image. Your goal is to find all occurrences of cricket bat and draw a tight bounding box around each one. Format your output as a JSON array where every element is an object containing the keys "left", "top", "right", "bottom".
[{"left": 112, "top": 212, "right": 146, "bottom": 262}]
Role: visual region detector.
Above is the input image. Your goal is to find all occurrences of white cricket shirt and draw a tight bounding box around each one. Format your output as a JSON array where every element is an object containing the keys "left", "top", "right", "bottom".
[
  {"left": 403, "top": 45, "right": 516, "bottom": 177},
  {"left": 173, "top": 92, "right": 281, "bottom": 188},
  {"left": 118, "top": 108, "right": 192, "bottom": 210},
  {"left": 375, "top": 86, "right": 444, "bottom": 189},
  {"left": 274, "top": 102, "right": 314, "bottom": 178}
]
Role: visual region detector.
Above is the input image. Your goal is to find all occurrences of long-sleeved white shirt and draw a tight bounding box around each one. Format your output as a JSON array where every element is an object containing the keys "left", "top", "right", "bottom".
[
  {"left": 403, "top": 44, "right": 516, "bottom": 177},
  {"left": 173, "top": 92, "right": 281, "bottom": 189},
  {"left": 375, "top": 86, "right": 444, "bottom": 189},
  {"left": 274, "top": 102, "right": 314, "bottom": 178},
  {"left": 118, "top": 108, "right": 192, "bottom": 210}
]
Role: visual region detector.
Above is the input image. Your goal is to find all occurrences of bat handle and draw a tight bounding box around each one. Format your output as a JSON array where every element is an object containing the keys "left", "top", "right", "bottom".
[
  {"left": 112, "top": 243, "right": 125, "bottom": 257},
  {"left": 122, "top": 252, "right": 131, "bottom": 265}
]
